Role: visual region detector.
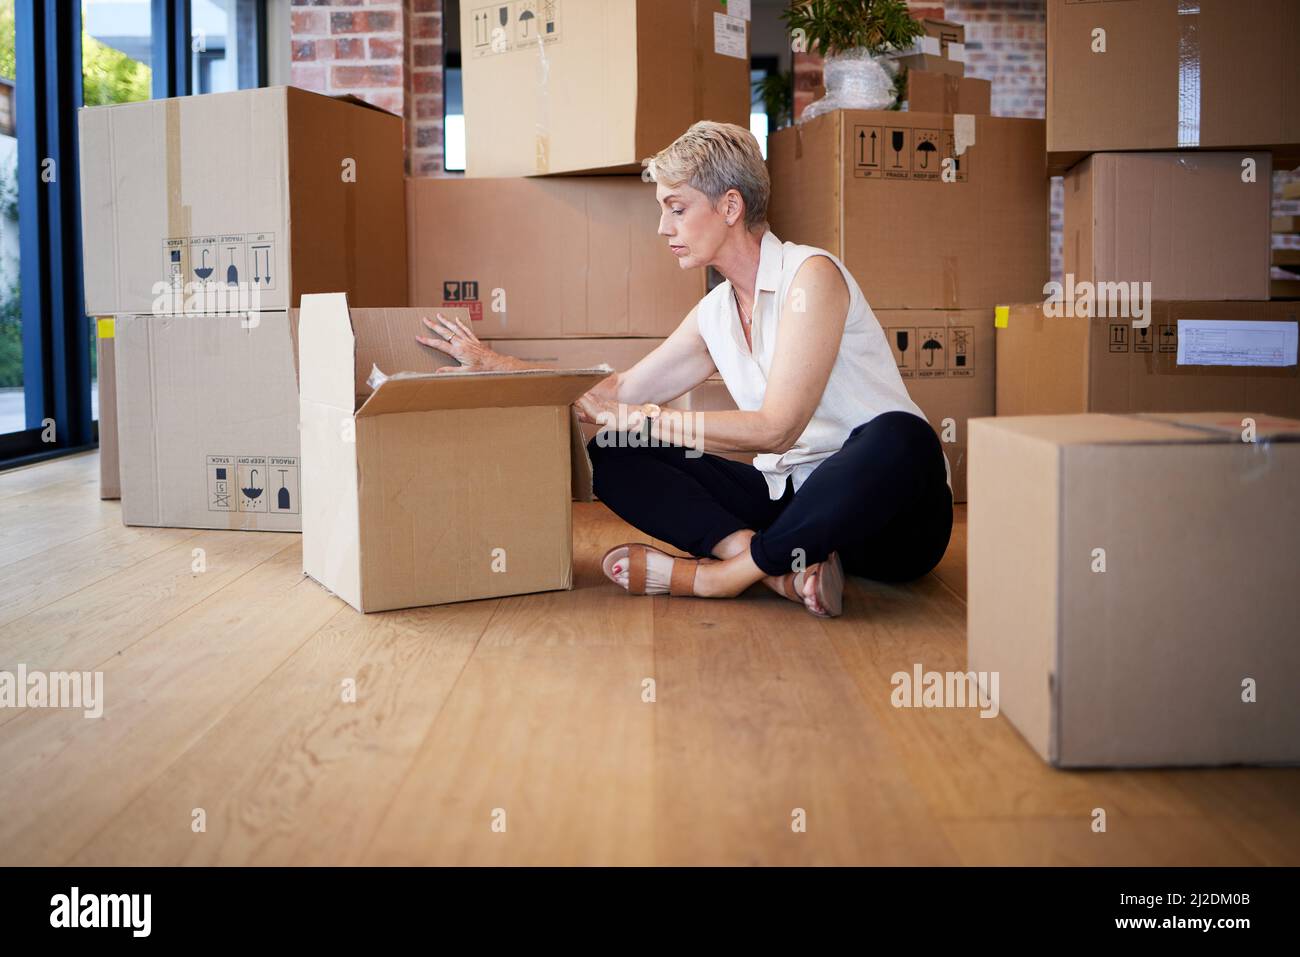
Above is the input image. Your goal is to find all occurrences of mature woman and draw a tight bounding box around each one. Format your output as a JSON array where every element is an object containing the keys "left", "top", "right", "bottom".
[{"left": 418, "top": 121, "right": 952, "bottom": 618}]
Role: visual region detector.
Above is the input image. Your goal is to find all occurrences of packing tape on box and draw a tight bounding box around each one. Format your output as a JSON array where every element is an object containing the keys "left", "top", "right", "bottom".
[
  {"left": 953, "top": 113, "right": 976, "bottom": 156},
  {"left": 942, "top": 256, "right": 959, "bottom": 309},
  {"left": 164, "top": 99, "right": 191, "bottom": 306},
  {"left": 533, "top": 35, "right": 552, "bottom": 175},
  {"left": 97, "top": 318, "right": 115, "bottom": 340},
  {"left": 1177, "top": 0, "right": 1201, "bottom": 148}
]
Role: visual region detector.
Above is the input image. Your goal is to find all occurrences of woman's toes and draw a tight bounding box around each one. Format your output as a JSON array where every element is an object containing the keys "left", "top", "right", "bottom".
[{"left": 802, "top": 565, "right": 826, "bottom": 615}]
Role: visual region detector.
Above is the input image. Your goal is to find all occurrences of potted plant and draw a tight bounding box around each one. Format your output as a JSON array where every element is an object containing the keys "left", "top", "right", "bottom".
[
  {"left": 753, "top": 69, "right": 795, "bottom": 131},
  {"left": 783, "top": 0, "right": 924, "bottom": 121}
]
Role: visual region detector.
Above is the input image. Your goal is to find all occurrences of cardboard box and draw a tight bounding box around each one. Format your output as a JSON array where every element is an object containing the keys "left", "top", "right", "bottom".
[
  {"left": 95, "top": 320, "right": 120, "bottom": 500},
  {"left": 1065, "top": 152, "right": 1272, "bottom": 301},
  {"left": 1046, "top": 0, "right": 1300, "bottom": 173},
  {"left": 968, "top": 410, "right": 1300, "bottom": 767},
  {"left": 79, "top": 86, "right": 408, "bottom": 315},
  {"left": 767, "top": 112, "right": 1049, "bottom": 309},
  {"left": 460, "top": 0, "right": 750, "bottom": 177},
  {"left": 921, "top": 18, "right": 965, "bottom": 57},
  {"left": 995, "top": 301, "right": 1300, "bottom": 419},
  {"left": 407, "top": 176, "right": 707, "bottom": 338},
  {"left": 875, "top": 309, "right": 994, "bottom": 502},
  {"left": 907, "top": 71, "right": 991, "bottom": 116},
  {"left": 896, "top": 53, "right": 964, "bottom": 77},
  {"left": 298, "top": 294, "right": 609, "bottom": 613},
  {"left": 114, "top": 310, "right": 302, "bottom": 531}
]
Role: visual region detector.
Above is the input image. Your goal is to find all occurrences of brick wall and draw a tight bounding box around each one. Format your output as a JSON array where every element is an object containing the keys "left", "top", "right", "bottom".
[
  {"left": 942, "top": 0, "right": 1062, "bottom": 284},
  {"left": 290, "top": 0, "right": 448, "bottom": 177}
]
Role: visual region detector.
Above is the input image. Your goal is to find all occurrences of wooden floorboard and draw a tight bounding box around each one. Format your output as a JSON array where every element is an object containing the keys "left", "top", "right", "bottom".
[{"left": 1, "top": 452, "right": 1296, "bottom": 865}]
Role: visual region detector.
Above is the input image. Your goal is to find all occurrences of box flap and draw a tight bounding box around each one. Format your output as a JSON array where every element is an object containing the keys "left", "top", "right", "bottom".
[
  {"left": 299, "top": 292, "right": 358, "bottom": 411},
  {"left": 282, "top": 84, "right": 399, "bottom": 118},
  {"left": 354, "top": 367, "right": 611, "bottom": 418}
]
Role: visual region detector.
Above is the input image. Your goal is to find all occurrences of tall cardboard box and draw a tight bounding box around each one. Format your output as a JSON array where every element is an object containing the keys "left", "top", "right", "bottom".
[
  {"left": 114, "top": 311, "right": 302, "bottom": 531},
  {"left": 460, "top": 0, "right": 750, "bottom": 177},
  {"left": 1046, "top": 0, "right": 1300, "bottom": 173},
  {"left": 95, "top": 319, "right": 120, "bottom": 500},
  {"left": 298, "top": 294, "right": 610, "bottom": 613},
  {"left": 1064, "top": 152, "right": 1273, "bottom": 301},
  {"left": 767, "top": 112, "right": 1048, "bottom": 310},
  {"left": 996, "top": 301, "right": 1300, "bottom": 419},
  {"left": 968, "top": 411, "right": 1300, "bottom": 767},
  {"left": 79, "top": 86, "right": 408, "bottom": 315},
  {"left": 407, "top": 176, "right": 707, "bottom": 338},
  {"left": 876, "top": 309, "right": 994, "bottom": 502}
]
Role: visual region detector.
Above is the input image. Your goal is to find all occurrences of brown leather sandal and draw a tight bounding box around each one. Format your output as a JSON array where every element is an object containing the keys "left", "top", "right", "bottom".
[
  {"left": 601, "top": 543, "right": 700, "bottom": 596},
  {"left": 778, "top": 552, "right": 844, "bottom": 618}
]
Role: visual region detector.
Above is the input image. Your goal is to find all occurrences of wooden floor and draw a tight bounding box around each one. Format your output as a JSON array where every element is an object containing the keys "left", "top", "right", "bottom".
[{"left": 1, "top": 450, "right": 1297, "bottom": 866}]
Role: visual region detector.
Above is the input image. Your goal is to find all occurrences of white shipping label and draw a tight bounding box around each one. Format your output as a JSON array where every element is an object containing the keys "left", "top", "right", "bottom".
[
  {"left": 714, "top": 12, "right": 747, "bottom": 59},
  {"left": 1176, "top": 319, "right": 1299, "bottom": 367},
  {"left": 727, "top": 0, "right": 751, "bottom": 21}
]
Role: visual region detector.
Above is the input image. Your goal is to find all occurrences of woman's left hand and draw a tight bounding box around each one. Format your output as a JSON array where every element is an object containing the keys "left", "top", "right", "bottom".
[{"left": 415, "top": 313, "right": 509, "bottom": 372}]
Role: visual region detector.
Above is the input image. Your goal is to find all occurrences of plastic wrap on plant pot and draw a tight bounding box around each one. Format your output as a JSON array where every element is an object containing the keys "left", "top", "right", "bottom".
[{"left": 800, "top": 48, "right": 897, "bottom": 123}]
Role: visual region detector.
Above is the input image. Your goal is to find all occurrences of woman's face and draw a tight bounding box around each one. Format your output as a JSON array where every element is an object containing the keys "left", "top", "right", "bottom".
[{"left": 656, "top": 179, "right": 732, "bottom": 270}]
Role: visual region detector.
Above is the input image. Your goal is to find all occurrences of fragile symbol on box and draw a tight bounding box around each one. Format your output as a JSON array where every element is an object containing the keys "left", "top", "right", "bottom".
[
  {"left": 890, "top": 327, "right": 917, "bottom": 378},
  {"left": 918, "top": 327, "right": 946, "bottom": 377},
  {"left": 268, "top": 456, "right": 300, "bottom": 514},
  {"left": 1134, "top": 324, "right": 1154, "bottom": 353},
  {"left": 442, "top": 279, "right": 484, "bottom": 322},
  {"left": 884, "top": 127, "right": 912, "bottom": 179},
  {"left": 949, "top": 326, "right": 974, "bottom": 377}
]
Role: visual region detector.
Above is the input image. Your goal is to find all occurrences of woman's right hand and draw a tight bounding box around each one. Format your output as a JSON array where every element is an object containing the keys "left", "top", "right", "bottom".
[{"left": 415, "top": 312, "right": 512, "bottom": 372}]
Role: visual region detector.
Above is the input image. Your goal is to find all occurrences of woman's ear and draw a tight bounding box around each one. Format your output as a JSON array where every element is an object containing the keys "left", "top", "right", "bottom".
[{"left": 725, "top": 189, "right": 744, "bottom": 227}]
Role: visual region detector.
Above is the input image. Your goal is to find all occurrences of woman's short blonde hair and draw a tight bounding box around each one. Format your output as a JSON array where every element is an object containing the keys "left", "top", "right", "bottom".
[{"left": 643, "top": 121, "right": 770, "bottom": 230}]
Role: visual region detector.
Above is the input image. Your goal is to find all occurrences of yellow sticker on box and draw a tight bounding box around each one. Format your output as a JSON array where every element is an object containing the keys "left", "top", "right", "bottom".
[{"left": 994, "top": 305, "right": 1009, "bottom": 329}]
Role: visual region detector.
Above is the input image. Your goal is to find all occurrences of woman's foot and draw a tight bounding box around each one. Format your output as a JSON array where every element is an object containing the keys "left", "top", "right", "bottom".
[
  {"left": 602, "top": 543, "right": 720, "bottom": 597},
  {"left": 773, "top": 552, "right": 844, "bottom": 618}
]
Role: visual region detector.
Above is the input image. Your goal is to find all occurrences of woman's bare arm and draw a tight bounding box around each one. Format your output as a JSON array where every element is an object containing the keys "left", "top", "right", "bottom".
[
  {"left": 589, "top": 306, "right": 718, "bottom": 405},
  {"left": 653, "top": 256, "right": 848, "bottom": 454}
]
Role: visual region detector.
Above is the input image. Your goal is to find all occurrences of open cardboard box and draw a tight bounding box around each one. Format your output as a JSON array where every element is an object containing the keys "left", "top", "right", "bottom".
[{"left": 298, "top": 294, "right": 609, "bottom": 614}]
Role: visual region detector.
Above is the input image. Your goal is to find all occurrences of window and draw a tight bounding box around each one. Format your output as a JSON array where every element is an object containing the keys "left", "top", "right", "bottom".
[
  {"left": 1, "top": 0, "right": 266, "bottom": 468},
  {"left": 189, "top": 0, "right": 265, "bottom": 94},
  {"left": 443, "top": 0, "right": 464, "bottom": 174},
  {"left": 0, "top": 2, "right": 21, "bottom": 438}
]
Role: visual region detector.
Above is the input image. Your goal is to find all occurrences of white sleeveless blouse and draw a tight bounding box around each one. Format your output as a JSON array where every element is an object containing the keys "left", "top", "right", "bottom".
[{"left": 696, "top": 228, "right": 951, "bottom": 501}]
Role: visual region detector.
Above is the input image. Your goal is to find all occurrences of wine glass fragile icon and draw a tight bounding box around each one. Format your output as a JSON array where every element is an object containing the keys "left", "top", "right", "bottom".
[{"left": 891, "top": 130, "right": 905, "bottom": 167}]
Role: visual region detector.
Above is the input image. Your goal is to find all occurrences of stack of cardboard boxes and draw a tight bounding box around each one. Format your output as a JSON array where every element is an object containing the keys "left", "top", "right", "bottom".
[
  {"left": 408, "top": 0, "right": 751, "bottom": 446},
  {"left": 81, "top": 0, "right": 753, "bottom": 612},
  {"left": 769, "top": 17, "right": 1048, "bottom": 501},
  {"left": 969, "top": 0, "right": 1300, "bottom": 768},
  {"left": 81, "top": 88, "right": 409, "bottom": 526}
]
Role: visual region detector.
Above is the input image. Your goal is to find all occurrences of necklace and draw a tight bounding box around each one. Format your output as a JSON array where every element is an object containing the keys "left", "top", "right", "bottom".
[{"left": 733, "top": 288, "right": 752, "bottom": 327}]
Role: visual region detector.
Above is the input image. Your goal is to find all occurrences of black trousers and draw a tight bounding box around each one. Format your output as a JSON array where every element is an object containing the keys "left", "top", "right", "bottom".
[{"left": 586, "top": 410, "right": 954, "bottom": 582}]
